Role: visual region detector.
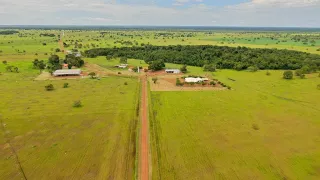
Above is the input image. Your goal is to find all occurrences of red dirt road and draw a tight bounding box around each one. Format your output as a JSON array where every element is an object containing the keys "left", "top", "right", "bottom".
[{"left": 140, "top": 75, "right": 149, "bottom": 180}]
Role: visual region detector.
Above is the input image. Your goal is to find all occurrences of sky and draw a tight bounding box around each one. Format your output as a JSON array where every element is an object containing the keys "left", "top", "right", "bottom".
[{"left": 0, "top": 0, "right": 319, "bottom": 27}]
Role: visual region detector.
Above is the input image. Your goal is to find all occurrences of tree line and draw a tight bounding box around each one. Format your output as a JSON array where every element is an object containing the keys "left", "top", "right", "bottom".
[
  {"left": 85, "top": 45, "right": 320, "bottom": 70},
  {"left": 0, "top": 30, "right": 19, "bottom": 35}
]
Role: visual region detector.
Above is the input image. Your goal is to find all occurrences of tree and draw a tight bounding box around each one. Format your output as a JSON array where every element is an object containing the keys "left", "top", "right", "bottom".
[
  {"left": 13, "top": 66, "right": 19, "bottom": 73},
  {"left": 55, "top": 48, "right": 61, "bottom": 52},
  {"left": 119, "top": 57, "right": 128, "bottom": 64},
  {"left": 2, "top": 60, "right": 7, "bottom": 65},
  {"left": 65, "top": 54, "right": 84, "bottom": 68},
  {"left": 180, "top": 65, "right": 187, "bottom": 73},
  {"left": 283, "top": 70, "right": 293, "bottom": 79},
  {"left": 33, "top": 60, "right": 45, "bottom": 73},
  {"left": 6, "top": 66, "right": 13, "bottom": 72},
  {"left": 132, "top": 66, "right": 138, "bottom": 72},
  {"left": 45, "top": 84, "right": 54, "bottom": 91},
  {"left": 88, "top": 72, "right": 96, "bottom": 79},
  {"left": 203, "top": 64, "right": 216, "bottom": 72},
  {"left": 47, "top": 55, "right": 61, "bottom": 73},
  {"left": 148, "top": 60, "right": 165, "bottom": 71}
]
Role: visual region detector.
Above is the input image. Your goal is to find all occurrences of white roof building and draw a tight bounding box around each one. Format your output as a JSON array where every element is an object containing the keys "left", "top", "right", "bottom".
[
  {"left": 165, "top": 69, "right": 180, "bottom": 74},
  {"left": 53, "top": 69, "right": 81, "bottom": 76},
  {"left": 116, "top": 64, "right": 128, "bottom": 68},
  {"left": 185, "top": 77, "right": 208, "bottom": 83}
]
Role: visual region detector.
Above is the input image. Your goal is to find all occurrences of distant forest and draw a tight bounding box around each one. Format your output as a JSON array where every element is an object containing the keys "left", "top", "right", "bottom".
[
  {"left": 85, "top": 45, "right": 320, "bottom": 70},
  {"left": 0, "top": 30, "right": 19, "bottom": 35}
]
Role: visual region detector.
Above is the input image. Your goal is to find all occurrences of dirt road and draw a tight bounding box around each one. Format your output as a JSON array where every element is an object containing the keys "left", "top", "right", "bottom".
[
  {"left": 58, "top": 31, "right": 66, "bottom": 54},
  {"left": 140, "top": 75, "right": 149, "bottom": 180}
]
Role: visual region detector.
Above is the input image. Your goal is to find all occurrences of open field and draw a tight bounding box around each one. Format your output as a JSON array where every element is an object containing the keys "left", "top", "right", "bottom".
[
  {"left": 1, "top": 28, "right": 320, "bottom": 180},
  {"left": 0, "top": 60, "right": 140, "bottom": 179},
  {"left": 150, "top": 70, "right": 320, "bottom": 179}
]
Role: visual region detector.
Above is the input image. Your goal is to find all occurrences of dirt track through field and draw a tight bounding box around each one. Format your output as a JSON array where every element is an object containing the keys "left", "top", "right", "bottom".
[
  {"left": 140, "top": 76, "right": 149, "bottom": 180},
  {"left": 59, "top": 31, "right": 66, "bottom": 54}
]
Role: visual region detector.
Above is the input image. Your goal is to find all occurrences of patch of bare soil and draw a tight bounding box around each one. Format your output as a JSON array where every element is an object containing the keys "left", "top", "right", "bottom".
[{"left": 84, "top": 63, "right": 138, "bottom": 77}]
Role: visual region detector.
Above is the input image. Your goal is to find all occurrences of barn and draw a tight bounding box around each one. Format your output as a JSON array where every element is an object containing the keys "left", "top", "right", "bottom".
[
  {"left": 53, "top": 69, "right": 82, "bottom": 76},
  {"left": 165, "top": 69, "right": 181, "bottom": 74}
]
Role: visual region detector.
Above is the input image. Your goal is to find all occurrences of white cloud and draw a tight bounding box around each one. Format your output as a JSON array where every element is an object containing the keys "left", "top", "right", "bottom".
[{"left": 0, "top": 0, "right": 319, "bottom": 27}]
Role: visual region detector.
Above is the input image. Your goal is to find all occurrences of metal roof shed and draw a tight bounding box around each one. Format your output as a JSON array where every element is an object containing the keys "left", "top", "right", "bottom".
[
  {"left": 53, "top": 69, "right": 82, "bottom": 76},
  {"left": 165, "top": 69, "right": 181, "bottom": 74}
]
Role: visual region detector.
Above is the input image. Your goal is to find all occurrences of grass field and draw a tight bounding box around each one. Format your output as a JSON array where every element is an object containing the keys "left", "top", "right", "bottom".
[
  {"left": 1, "top": 29, "right": 320, "bottom": 180},
  {"left": 150, "top": 70, "right": 320, "bottom": 179},
  {"left": 0, "top": 61, "right": 140, "bottom": 179}
]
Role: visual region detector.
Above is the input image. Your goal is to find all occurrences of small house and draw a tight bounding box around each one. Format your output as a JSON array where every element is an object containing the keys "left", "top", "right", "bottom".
[
  {"left": 165, "top": 69, "right": 180, "bottom": 74},
  {"left": 53, "top": 69, "right": 81, "bottom": 76}
]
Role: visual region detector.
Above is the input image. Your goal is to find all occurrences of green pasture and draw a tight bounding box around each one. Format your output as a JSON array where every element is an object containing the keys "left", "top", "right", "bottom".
[
  {"left": 150, "top": 70, "right": 320, "bottom": 179},
  {"left": 1, "top": 29, "right": 320, "bottom": 180},
  {"left": 0, "top": 61, "right": 140, "bottom": 179}
]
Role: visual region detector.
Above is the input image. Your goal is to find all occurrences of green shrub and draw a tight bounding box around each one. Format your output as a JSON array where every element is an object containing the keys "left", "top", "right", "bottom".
[
  {"left": 73, "top": 100, "right": 82, "bottom": 108},
  {"left": 266, "top": 71, "right": 271, "bottom": 76},
  {"left": 152, "top": 77, "right": 158, "bottom": 84},
  {"left": 176, "top": 78, "right": 183, "bottom": 86},
  {"left": 247, "top": 65, "right": 259, "bottom": 72},
  {"left": 45, "top": 84, "right": 54, "bottom": 91},
  {"left": 180, "top": 65, "right": 187, "bottom": 73},
  {"left": 124, "top": 82, "right": 128, "bottom": 85},
  {"left": 283, "top": 70, "right": 293, "bottom": 79},
  {"left": 317, "top": 84, "right": 320, "bottom": 90},
  {"left": 295, "top": 69, "right": 303, "bottom": 76},
  {"left": 252, "top": 124, "right": 260, "bottom": 130},
  {"left": 209, "top": 81, "right": 216, "bottom": 86},
  {"left": 63, "top": 83, "right": 69, "bottom": 88},
  {"left": 88, "top": 72, "right": 96, "bottom": 79}
]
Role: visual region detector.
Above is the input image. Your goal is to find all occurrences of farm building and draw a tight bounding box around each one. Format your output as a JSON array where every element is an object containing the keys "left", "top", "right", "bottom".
[
  {"left": 53, "top": 69, "right": 82, "bottom": 76},
  {"left": 115, "top": 64, "right": 128, "bottom": 68},
  {"left": 185, "top": 77, "right": 209, "bottom": 83},
  {"left": 165, "top": 69, "right": 181, "bottom": 74}
]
